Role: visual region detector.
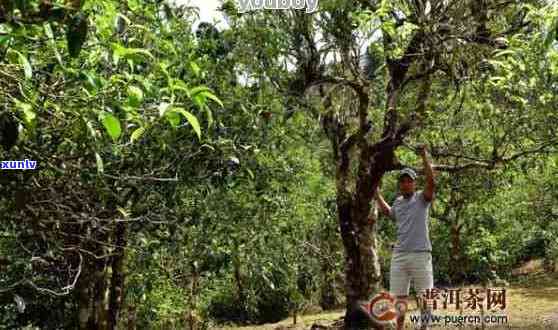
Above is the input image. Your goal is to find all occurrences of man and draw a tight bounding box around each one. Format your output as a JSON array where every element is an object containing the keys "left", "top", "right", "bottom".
[{"left": 375, "top": 145, "right": 436, "bottom": 330}]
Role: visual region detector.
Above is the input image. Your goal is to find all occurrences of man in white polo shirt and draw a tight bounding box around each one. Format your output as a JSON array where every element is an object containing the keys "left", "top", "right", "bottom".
[{"left": 375, "top": 145, "right": 436, "bottom": 330}]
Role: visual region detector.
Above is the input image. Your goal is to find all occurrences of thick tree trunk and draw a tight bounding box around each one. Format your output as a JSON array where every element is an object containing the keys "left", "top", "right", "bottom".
[
  {"left": 74, "top": 255, "right": 105, "bottom": 330},
  {"left": 108, "top": 221, "right": 128, "bottom": 329},
  {"left": 94, "top": 257, "right": 109, "bottom": 330},
  {"left": 77, "top": 270, "right": 92, "bottom": 330},
  {"left": 321, "top": 86, "right": 395, "bottom": 329},
  {"left": 73, "top": 231, "right": 111, "bottom": 329},
  {"left": 339, "top": 193, "right": 385, "bottom": 330}
]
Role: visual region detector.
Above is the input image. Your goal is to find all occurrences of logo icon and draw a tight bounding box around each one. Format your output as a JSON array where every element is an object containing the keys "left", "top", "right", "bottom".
[{"left": 368, "top": 292, "right": 408, "bottom": 325}]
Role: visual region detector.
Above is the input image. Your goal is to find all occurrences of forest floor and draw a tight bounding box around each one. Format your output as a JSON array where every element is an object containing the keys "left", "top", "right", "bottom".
[{"left": 214, "top": 272, "right": 558, "bottom": 330}]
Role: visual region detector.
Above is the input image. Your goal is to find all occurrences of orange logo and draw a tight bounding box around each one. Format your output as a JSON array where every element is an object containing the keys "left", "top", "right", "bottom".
[{"left": 368, "top": 292, "right": 408, "bottom": 324}]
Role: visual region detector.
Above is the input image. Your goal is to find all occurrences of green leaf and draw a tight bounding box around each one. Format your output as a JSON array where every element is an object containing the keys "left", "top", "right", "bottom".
[
  {"left": 169, "top": 79, "right": 190, "bottom": 95},
  {"left": 117, "top": 206, "right": 131, "bottom": 218},
  {"left": 44, "top": 23, "right": 54, "bottom": 39},
  {"left": 85, "top": 119, "right": 98, "bottom": 140},
  {"left": 189, "top": 85, "right": 212, "bottom": 96},
  {"left": 127, "top": 85, "right": 144, "bottom": 107},
  {"left": 544, "top": 17, "right": 558, "bottom": 49},
  {"left": 172, "top": 107, "right": 201, "bottom": 140},
  {"left": 205, "top": 106, "right": 213, "bottom": 129},
  {"left": 189, "top": 86, "right": 223, "bottom": 108},
  {"left": 201, "top": 90, "right": 224, "bottom": 108},
  {"left": 15, "top": 51, "right": 32, "bottom": 80},
  {"left": 190, "top": 61, "right": 201, "bottom": 77},
  {"left": 0, "top": 34, "right": 12, "bottom": 46},
  {"left": 15, "top": 100, "right": 35, "bottom": 127},
  {"left": 493, "top": 49, "right": 516, "bottom": 58},
  {"left": 95, "top": 152, "right": 104, "bottom": 174},
  {"left": 82, "top": 72, "right": 101, "bottom": 92},
  {"left": 158, "top": 102, "right": 171, "bottom": 117},
  {"left": 192, "top": 93, "right": 205, "bottom": 108},
  {"left": 111, "top": 43, "right": 155, "bottom": 64},
  {"left": 165, "top": 110, "right": 180, "bottom": 127},
  {"left": 130, "top": 127, "right": 146, "bottom": 143},
  {"left": 0, "top": 35, "right": 12, "bottom": 47},
  {"left": 44, "top": 23, "right": 63, "bottom": 65},
  {"left": 100, "top": 113, "right": 122, "bottom": 141}
]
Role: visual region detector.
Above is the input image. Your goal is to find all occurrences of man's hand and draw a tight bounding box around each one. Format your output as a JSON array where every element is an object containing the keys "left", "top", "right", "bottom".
[
  {"left": 374, "top": 181, "right": 381, "bottom": 199},
  {"left": 374, "top": 183, "right": 393, "bottom": 219},
  {"left": 416, "top": 143, "right": 428, "bottom": 158}
]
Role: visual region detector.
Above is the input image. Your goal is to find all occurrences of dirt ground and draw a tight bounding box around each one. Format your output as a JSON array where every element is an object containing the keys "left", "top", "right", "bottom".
[{"left": 213, "top": 272, "right": 558, "bottom": 330}]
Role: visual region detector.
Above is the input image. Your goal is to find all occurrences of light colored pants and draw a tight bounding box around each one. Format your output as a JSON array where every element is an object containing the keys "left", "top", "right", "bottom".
[{"left": 389, "top": 251, "right": 434, "bottom": 297}]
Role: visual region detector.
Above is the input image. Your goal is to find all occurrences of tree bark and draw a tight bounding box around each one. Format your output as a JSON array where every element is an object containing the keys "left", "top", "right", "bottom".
[
  {"left": 127, "top": 305, "right": 136, "bottom": 330},
  {"left": 94, "top": 256, "right": 109, "bottom": 330},
  {"left": 108, "top": 221, "right": 128, "bottom": 329},
  {"left": 340, "top": 196, "right": 384, "bottom": 329},
  {"left": 77, "top": 269, "right": 92, "bottom": 330},
  {"left": 331, "top": 128, "right": 388, "bottom": 329},
  {"left": 319, "top": 79, "right": 398, "bottom": 329}
]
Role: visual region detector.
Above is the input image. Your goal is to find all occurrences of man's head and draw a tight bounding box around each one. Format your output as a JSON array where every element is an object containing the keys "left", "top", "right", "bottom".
[{"left": 398, "top": 168, "right": 417, "bottom": 196}]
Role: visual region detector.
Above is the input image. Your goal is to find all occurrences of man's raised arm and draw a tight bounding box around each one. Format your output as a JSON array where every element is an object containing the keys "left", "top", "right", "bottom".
[
  {"left": 375, "top": 187, "right": 393, "bottom": 219},
  {"left": 420, "top": 145, "right": 436, "bottom": 202}
]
